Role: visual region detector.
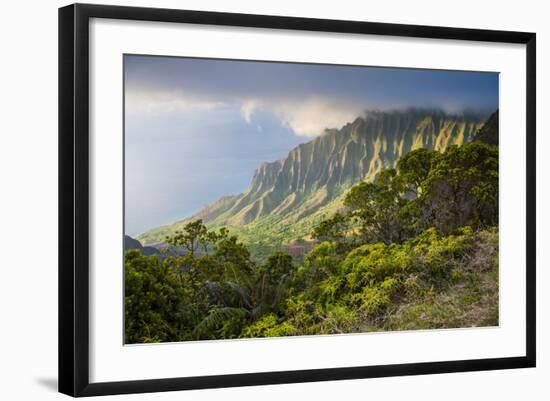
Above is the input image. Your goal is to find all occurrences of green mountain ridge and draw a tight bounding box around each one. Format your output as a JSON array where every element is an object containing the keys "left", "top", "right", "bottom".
[{"left": 138, "top": 109, "right": 487, "bottom": 249}]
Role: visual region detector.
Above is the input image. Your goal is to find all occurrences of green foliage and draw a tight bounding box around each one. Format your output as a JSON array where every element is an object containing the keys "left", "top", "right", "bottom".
[
  {"left": 335, "top": 142, "right": 498, "bottom": 243},
  {"left": 423, "top": 143, "right": 498, "bottom": 233},
  {"left": 396, "top": 148, "right": 437, "bottom": 197},
  {"left": 312, "top": 212, "right": 350, "bottom": 243},
  {"left": 351, "top": 285, "right": 392, "bottom": 316},
  {"left": 344, "top": 168, "right": 411, "bottom": 244},
  {"left": 342, "top": 243, "right": 410, "bottom": 289},
  {"left": 125, "top": 140, "right": 499, "bottom": 343},
  {"left": 320, "top": 304, "right": 359, "bottom": 334},
  {"left": 166, "top": 220, "right": 230, "bottom": 256},
  {"left": 241, "top": 313, "right": 297, "bottom": 338},
  {"left": 194, "top": 307, "right": 249, "bottom": 339},
  {"left": 124, "top": 250, "right": 187, "bottom": 343}
]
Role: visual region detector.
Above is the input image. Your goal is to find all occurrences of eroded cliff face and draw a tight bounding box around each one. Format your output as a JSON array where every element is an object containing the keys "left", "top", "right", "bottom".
[
  {"left": 138, "top": 109, "right": 488, "bottom": 246},
  {"left": 192, "top": 109, "right": 485, "bottom": 227}
]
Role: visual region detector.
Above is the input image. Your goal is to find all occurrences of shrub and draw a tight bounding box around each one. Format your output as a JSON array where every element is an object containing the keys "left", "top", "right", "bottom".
[
  {"left": 241, "top": 313, "right": 297, "bottom": 338},
  {"left": 320, "top": 305, "right": 359, "bottom": 334},
  {"left": 351, "top": 286, "right": 392, "bottom": 316}
]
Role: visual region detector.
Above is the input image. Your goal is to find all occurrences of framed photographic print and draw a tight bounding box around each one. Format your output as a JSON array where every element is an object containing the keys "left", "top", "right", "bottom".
[{"left": 58, "top": 3, "right": 536, "bottom": 397}]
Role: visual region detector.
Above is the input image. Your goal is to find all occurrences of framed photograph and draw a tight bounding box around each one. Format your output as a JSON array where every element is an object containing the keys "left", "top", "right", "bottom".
[{"left": 59, "top": 3, "right": 536, "bottom": 397}]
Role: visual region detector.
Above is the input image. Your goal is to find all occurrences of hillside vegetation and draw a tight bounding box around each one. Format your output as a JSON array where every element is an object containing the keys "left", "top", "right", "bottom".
[
  {"left": 138, "top": 109, "right": 486, "bottom": 252},
  {"left": 125, "top": 133, "right": 499, "bottom": 343}
]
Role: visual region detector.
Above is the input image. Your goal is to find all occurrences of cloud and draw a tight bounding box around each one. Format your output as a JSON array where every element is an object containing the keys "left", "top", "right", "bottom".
[
  {"left": 125, "top": 87, "right": 226, "bottom": 115},
  {"left": 127, "top": 85, "right": 365, "bottom": 138},
  {"left": 125, "top": 55, "right": 498, "bottom": 134},
  {"left": 240, "top": 97, "right": 364, "bottom": 137},
  {"left": 240, "top": 99, "right": 262, "bottom": 123}
]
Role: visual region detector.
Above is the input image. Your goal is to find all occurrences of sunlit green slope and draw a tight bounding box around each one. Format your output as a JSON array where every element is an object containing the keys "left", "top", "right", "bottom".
[{"left": 138, "top": 109, "right": 486, "bottom": 249}]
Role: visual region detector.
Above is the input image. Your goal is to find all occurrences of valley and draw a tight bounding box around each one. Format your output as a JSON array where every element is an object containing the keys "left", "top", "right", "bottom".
[{"left": 138, "top": 109, "right": 487, "bottom": 259}]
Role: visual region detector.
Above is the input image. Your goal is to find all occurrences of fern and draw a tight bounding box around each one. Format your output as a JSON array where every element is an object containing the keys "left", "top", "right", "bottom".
[
  {"left": 225, "top": 281, "right": 253, "bottom": 308},
  {"left": 194, "top": 307, "right": 249, "bottom": 337},
  {"left": 272, "top": 273, "right": 290, "bottom": 307}
]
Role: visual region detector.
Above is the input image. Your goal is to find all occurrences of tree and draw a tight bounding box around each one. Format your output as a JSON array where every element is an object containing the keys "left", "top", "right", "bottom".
[
  {"left": 214, "top": 234, "right": 254, "bottom": 282},
  {"left": 124, "top": 250, "right": 187, "bottom": 343},
  {"left": 422, "top": 142, "right": 498, "bottom": 233},
  {"left": 312, "top": 212, "right": 349, "bottom": 244},
  {"left": 317, "top": 141, "right": 498, "bottom": 244},
  {"left": 250, "top": 251, "right": 294, "bottom": 315},
  {"left": 396, "top": 148, "right": 436, "bottom": 197},
  {"left": 166, "top": 219, "right": 208, "bottom": 256},
  {"left": 344, "top": 168, "right": 410, "bottom": 244},
  {"left": 160, "top": 221, "right": 259, "bottom": 339}
]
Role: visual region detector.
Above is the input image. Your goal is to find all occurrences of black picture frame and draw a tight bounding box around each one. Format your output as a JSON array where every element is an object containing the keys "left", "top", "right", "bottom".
[{"left": 59, "top": 3, "right": 536, "bottom": 397}]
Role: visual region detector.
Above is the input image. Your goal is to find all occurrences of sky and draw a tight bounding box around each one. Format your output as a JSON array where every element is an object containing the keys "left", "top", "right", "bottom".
[{"left": 124, "top": 55, "right": 499, "bottom": 236}]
